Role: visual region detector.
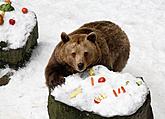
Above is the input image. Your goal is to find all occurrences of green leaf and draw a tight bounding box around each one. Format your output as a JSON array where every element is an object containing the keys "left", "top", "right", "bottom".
[{"left": 0, "top": 3, "right": 14, "bottom": 12}]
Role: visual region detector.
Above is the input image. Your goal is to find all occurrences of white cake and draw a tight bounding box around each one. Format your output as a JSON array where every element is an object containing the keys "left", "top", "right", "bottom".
[
  {"left": 0, "top": 1, "right": 37, "bottom": 50},
  {"left": 52, "top": 65, "right": 149, "bottom": 117}
]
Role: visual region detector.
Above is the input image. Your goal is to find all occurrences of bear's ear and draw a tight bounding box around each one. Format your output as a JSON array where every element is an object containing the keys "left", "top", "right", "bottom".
[
  {"left": 61, "top": 32, "right": 70, "bottom": 43},
  {"left": 87, "top": 32, "right": 96, "bottom": 43}
]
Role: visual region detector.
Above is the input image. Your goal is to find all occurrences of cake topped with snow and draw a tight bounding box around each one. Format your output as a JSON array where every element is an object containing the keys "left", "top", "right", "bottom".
[
  {"left": 0, "top": 1, "right": 37, "bottom": 50},
  {"left": 52, "top": 65, "right": 149, "bottom": 117}
]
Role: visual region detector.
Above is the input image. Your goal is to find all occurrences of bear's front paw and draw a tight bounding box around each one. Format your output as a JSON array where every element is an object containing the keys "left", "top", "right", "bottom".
[{"left": 46, "top": 74, "right": 65, "bottom": 89}]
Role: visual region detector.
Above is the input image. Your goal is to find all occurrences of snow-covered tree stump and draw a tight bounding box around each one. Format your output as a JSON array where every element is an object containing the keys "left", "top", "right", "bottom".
[
  {"left": 0, "top": 2, "right": 38, "bottom": 69},
  {"left": 48, "top": 92, "right": 153, "bottom": 119},
  {"left": 47, "top": 65, "right": 153, "bottom": 119},
  {"left": 0, "top": 23, "right": 38, "bottom": 69}
]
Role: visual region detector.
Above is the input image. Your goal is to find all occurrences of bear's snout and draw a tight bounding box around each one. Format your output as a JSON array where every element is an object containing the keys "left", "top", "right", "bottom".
[{"left": 78, "top": 63, "right": 84, "bottom": 70}]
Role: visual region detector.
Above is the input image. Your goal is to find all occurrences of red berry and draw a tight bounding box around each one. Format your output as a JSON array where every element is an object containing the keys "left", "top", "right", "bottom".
[
  {"left": 98, "top": 77, "right": 106, "bottom": 83},
  {"left": 9, "top": 19, "right": 15, "bottom": 25},
  {"left": 22, "top": 8, "right": 28, "bottom": 14},
  {"left": 121, "top": 86, "right": 126, "bottom": 93}
]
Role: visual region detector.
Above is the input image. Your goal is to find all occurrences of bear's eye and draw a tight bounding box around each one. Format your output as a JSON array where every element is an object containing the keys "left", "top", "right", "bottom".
[
  {"left": 84, "top": 52, "right": 88, "bottom": 57},
  {"left": 72, "top": 52, "right": 76, "bottom": 57}
]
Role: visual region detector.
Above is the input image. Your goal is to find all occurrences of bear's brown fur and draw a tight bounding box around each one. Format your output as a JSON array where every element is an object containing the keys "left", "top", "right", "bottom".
[{"left": 45, "top": 21, "right": 130, "bottom": 89}]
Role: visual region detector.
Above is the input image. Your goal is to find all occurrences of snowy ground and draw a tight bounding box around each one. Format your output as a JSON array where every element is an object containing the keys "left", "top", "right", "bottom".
[{"left": 0, "top": 0, "right": 165, "bottom": 118}]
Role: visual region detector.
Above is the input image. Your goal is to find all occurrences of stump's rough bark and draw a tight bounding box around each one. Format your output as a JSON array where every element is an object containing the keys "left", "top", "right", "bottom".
[
  {"left": 0, "top": 21, "right": 38, "bottom": 69},
  {"left": 48, "top": 92, "right": 153, "bottom": 119}
]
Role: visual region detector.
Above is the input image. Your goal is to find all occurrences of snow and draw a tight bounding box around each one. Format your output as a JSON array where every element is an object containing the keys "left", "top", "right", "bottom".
[
  {"left": 0, "top": 0, "right": 165, "bottom": 119},
  {"left": 52, "top": 65, "right": 149, "bottom": 117},
  {"left": 0, "top": 1, "right": 36, "bottom": 50}
]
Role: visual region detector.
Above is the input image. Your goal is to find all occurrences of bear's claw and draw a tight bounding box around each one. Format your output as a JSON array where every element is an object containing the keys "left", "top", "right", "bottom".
[{"left": 47, "top": 74, "right": 65, "bottom": 90}]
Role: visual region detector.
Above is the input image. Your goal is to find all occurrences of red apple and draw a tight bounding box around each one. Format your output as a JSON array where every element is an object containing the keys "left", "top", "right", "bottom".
[
  {"left": 0, "top": 15, "right": 4, "bottom": 25},
  {"left": 22, "top": 8, "right": 28, "bottom": 14},
  {"left": 9, "top": 19, "right": 15, "bottom": 25},
  {"left": 98, "top": 77, "right": 106, "bottom": 83}
]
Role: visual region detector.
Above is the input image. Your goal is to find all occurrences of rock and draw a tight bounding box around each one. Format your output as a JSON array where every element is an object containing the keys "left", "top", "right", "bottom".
[
  {"left": 0, "top": 21, "right": 38, "bottom": 69},
  {"left": 0, "top": 72, "right": 13, "bottom": 86}
]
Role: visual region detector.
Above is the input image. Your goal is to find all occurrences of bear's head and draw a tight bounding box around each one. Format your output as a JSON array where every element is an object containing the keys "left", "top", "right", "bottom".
[{"left": 60, "top": 32, "right": 101, "bottom": 72}]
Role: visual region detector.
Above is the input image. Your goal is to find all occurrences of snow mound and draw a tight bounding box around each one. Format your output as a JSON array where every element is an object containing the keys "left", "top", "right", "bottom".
[
  {"left": 0, "top": 1, "right": 37, "bottom": 50},
  {"left": 52, "top": 65, "right": 149, "bottom": 117}
]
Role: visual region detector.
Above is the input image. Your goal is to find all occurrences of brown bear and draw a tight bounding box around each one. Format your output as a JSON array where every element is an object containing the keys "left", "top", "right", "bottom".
[{"left": 45, "top": 21, "right": 130, "bottom": 89}]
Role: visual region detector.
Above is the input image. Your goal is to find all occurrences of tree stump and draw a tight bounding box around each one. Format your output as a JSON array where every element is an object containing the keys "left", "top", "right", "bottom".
[
  {"left": 47, "top": 77, "right": 154, "bottom": 119},
  {"left": 48, "top": 93, "right": 153, "bottom": 119},
  {"left": 0, "top": 21, "right": 38, "bottom": 69}
]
